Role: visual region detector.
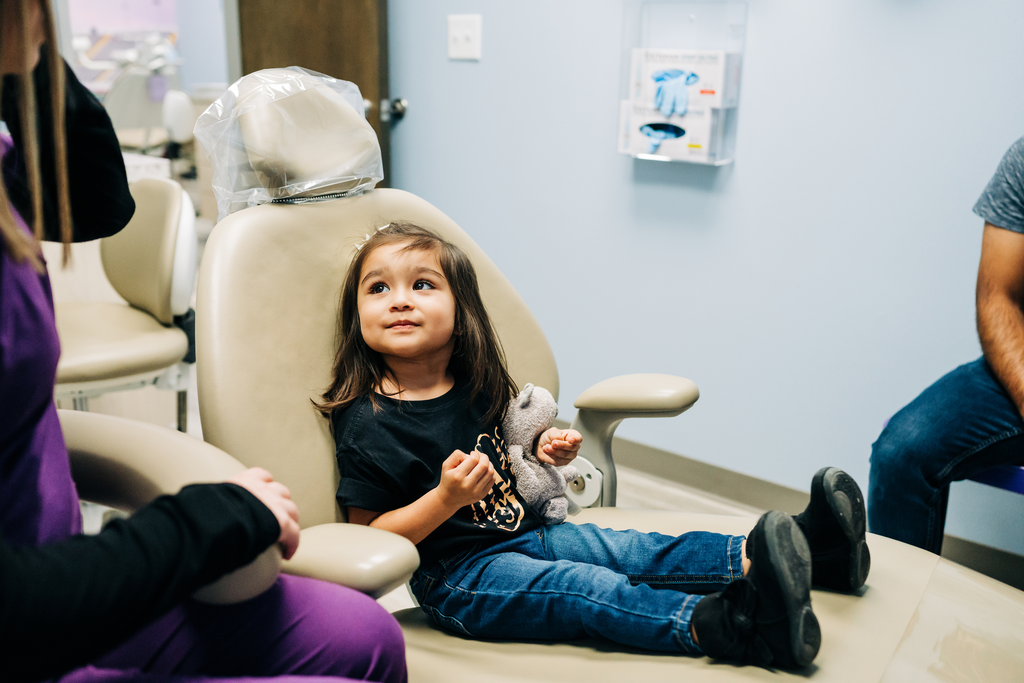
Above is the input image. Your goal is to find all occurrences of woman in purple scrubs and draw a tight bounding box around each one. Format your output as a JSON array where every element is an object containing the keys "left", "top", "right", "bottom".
[{"left": 0, "top": 2, "right": 406, "bottom": 681}]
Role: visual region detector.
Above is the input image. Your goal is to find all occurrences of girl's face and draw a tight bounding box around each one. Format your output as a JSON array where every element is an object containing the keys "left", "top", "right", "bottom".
[
  {"left": 1, "top": 0, "right": 46, "bottom": 75},
  {"left": 357, "top": 240, "right": 457, "bottom": 367}
]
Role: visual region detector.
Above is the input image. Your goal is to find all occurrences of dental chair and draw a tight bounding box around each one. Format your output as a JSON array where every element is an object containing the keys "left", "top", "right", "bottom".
[
  {"left": 105, "top": 43, "right": 185, "bottom": 153},
  {"left": 55, "top": 178, "right": 195, "bottom": 431},
  {"left": 61, "top": 408, "right": 277, "bottom": 604},
  {"left": 192, "top": 72, "right": 1024, "bottom": 682},
  {"left": 60, "top": 408, "right": 413, "bottom": 605}
]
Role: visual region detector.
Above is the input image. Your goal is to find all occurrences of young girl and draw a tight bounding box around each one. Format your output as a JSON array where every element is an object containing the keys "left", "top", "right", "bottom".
[{"left": 321, "top": 222, "right": 870, "bottom": 669}]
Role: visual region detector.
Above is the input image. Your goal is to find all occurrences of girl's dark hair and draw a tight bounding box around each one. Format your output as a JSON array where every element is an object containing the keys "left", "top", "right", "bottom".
[
  {"left": 0, "top": 0, "right": 72, "bottom": 272},
  {"left": 315, "top": 221, "right": 517, "bottom": 426}
]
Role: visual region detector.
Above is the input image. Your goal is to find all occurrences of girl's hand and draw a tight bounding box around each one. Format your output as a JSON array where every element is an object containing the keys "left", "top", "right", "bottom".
[
  {"left": 536, "top": 428, "right": 582, "bottom": 467},
  {"left": 438, "top": 449, "right": 495, "bottom": 509},
  {"left": 229, "top": 467, "right": 301, "bottom": 560}
]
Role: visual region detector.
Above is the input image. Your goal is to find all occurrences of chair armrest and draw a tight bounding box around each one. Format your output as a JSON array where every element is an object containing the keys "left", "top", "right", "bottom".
[
  {"left": 60, "top": 409, "right": 247, "bottom": 510},
  {"left": 573, "top": 374, "right": 699, "bottom": 416},
  {"left": 282, "top": 523, "right": 420, "bottom": 599},
  {"left": 570, "top": 374, "right": 699, "bottom": 507},
  {"left": 59, "top": 409, "right": 278, "bottom": 604}
]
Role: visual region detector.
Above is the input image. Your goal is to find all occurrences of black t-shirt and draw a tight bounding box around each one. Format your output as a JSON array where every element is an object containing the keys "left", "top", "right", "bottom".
[{"left": 333, "top": 379, "right": 543, "bottom": 566}]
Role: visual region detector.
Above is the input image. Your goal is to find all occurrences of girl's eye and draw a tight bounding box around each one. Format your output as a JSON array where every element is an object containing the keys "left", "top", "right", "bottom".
[
  {"left": 413, "top": 280, "right": 436, "bottom": 291},
  {"left": 369, "top": 282, "right": 390, "bottom": 294}
]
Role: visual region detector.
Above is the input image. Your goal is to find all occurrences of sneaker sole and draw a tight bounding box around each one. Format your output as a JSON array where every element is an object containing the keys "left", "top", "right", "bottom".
[
  {"left": 763, "top": 510, "right": 821, "bottom": 667},
  {"left": 820, "top": 467, "right": 871, "bottom": 590}
]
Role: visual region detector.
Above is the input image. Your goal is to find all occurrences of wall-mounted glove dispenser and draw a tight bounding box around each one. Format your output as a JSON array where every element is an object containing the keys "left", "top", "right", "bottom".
[{"left": 618, "top": 1, "right": 747, "bottom": 166}]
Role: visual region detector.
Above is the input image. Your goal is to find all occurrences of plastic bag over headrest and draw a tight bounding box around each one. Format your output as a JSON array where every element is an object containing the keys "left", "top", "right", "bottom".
[{"left": 194, "top": 66, "right": 383, "bottom": 221}]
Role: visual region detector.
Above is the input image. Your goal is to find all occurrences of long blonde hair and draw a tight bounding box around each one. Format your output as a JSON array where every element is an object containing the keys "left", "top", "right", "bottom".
[{"left": 0, "top": 0, "right": 70, "bottom": 272}]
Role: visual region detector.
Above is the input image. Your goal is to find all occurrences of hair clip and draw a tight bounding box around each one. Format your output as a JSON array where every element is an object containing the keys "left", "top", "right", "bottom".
[
  {"left": 353, "top": 223, "right": 392, "bottom": 251},
  {"left": 353, "top": 233, "right": 372, "bottom": 251}
]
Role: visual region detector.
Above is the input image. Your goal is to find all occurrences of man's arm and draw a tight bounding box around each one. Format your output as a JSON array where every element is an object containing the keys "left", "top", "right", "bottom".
[{"left": 976, "top": 222, "right": 1024, "bottom": 416}]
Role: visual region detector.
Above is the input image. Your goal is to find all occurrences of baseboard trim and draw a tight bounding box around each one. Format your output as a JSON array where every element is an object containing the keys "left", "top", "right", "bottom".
[
  {"left": 561, "top": 420, "right": 1024, "bottom": 590},
  {"left": 940, "top": 534, "right": 1024, "bottom": 591},
  {"left": 555, "top": 418, "right": 809, "bottom": 515}
]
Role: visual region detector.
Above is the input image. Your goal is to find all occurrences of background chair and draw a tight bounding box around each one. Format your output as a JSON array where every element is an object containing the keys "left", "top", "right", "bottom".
[
  {"left": 101, "top": 34, "right": 186, "bottom": 153},
  {"left": 968, "top": 465, "right": 1024, "bottom": 495},
  {"left": 193, "top": 188, "right": 1024, "bottom": 681},
  {"left": 55, "top": 177, "right": 195, "bottom": 431},
  {"left": 161, "top": 89, "right": 198, "bottom": 179}
]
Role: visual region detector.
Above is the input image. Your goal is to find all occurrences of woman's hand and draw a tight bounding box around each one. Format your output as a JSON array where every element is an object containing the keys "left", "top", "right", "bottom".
[
  {"left": 438, "top": 449, "right": 495, "bottom": 509},
  {"left": 229, "top": 467, "right": 301, "bottom": 560},
  {"left": 536, "top": 428, "right": 582, "bottom": 467}
]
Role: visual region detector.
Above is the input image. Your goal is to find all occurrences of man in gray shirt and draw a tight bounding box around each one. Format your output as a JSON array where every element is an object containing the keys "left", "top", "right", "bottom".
[{"left": 869, "top": 137, "right": 1024, "bottom": 554}]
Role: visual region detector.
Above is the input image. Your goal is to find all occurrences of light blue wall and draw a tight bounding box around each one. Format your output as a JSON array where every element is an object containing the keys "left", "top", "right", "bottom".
[
  {"left": 174, "top": 0, "right": 229, "bottom": 93},
  {"left": 387, "top": 1, "right": 1024, "bottom": 553}
]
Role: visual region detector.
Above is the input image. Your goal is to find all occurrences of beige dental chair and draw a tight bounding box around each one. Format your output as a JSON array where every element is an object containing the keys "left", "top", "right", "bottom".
[
  {"left": 60, "top": 407, "right": 413, "bottom": 605},
  {"left": 55, "top": 178, "right": 194, "bottom": 431},
  {"left": 192, "top": 72, "right": 1024, "bottom": 682},
  {"left": 195, "top": 191, "right": 1024, "bottom": 681},
  {"left": 61, "top": 408, "right": 278, "bottom": 604}
]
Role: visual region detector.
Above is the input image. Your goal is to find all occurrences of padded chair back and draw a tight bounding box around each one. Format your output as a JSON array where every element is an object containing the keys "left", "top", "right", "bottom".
[
  {"left": 196, "top": 190, "right": 558, "bottom": 527},
  {"left": 102, "top": 65, "right": 166, "bottom": 132},
  {"left": 101, "top": 177, "right": 183, "bottom": 325},
  {"left": 162, "top": 89, "right": 196, "bottom": 144}
]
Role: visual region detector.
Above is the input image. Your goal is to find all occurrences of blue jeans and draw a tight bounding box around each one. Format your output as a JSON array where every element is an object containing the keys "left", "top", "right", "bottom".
[
  {"left": 868, "top": 357, "right": 1024, "bottom": 554},
  {"left": 409, "top": 522, "right": 745, "bottom": 654}
]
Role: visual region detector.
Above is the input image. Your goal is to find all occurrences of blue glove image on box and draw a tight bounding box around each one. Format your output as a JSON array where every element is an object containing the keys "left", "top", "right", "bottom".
[
  {"left": 639, "top": 123, "right": 685, "bottom": 154},
  {"left": 652, "top": 69, "right": 699, "bottom": 117}
]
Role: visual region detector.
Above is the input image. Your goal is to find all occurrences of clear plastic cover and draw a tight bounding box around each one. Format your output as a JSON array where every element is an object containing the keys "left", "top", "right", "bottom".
[{"left": 194, "top": 66, "right": 383, "bottom": 221}]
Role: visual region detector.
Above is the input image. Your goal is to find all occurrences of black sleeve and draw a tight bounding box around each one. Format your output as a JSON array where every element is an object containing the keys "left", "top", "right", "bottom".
[
  {"left": 334, "top": 403, "right": 414, "bottom": 513},
  {"left": 336, "top": 438, "right": 413, "bottom": 512},
  {"left": 0, "top": 482, "right": 280, "bottom": 683},
  {"left": 2, "top": 52, "right": 135, "bottom": 242}
]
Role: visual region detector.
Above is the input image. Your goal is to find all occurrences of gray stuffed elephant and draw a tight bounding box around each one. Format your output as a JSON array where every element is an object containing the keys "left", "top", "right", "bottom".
[{"left": 503, "top": 384, "right": 582, "bottom": 525}]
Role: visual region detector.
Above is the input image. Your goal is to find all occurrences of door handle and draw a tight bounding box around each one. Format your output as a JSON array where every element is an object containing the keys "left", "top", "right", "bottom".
[{"left": 381, "top": 98, "right": 407, "bottom": 123}]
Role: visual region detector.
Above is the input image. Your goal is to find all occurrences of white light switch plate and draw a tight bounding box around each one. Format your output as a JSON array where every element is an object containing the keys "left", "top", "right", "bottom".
[{"left": 448, "top": 14, "right": 482, "bottom": 61}]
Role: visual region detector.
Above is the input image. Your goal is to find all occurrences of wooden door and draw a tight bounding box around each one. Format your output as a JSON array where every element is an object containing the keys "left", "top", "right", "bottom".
[{"left": 236, "top": 0, "right": 391, "bottom": 186}]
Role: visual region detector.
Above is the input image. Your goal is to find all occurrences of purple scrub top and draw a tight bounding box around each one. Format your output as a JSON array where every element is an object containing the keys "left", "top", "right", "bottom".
[{"left": 0, "top": 133, "right": 82, "bottom": 546}]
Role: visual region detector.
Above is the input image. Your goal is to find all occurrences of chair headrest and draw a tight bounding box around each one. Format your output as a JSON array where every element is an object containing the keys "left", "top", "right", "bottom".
[{"left": 194, "top": 67, "right": 383, "bottom": 221}]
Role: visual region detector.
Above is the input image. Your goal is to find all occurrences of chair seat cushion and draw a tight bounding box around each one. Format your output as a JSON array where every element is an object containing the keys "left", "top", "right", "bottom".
[
  {"left": 396, "top": 509, "right": 953, "bottom": 682},
  {"left": 55, "top": 301, "right": 188, "bottom": 383}
]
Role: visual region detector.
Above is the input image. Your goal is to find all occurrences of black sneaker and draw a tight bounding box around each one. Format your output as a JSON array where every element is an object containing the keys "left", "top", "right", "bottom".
[
  {"left": 794, "top": 467, "right": 870, "bottom": 591},
  {"left": 692, "top": 511, "right": 820, "bottom": 668}
]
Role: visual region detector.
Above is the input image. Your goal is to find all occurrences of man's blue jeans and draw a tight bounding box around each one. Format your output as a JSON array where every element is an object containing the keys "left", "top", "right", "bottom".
[
  {"left": 868, "top": 357, "right": 1024, "bottom": 554},
  {"left": 409, "top": 522, "right": 745, "bottom": 654}
]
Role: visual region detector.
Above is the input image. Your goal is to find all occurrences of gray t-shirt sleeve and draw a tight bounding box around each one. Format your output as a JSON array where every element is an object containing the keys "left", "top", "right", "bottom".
[{"left": 974, "top": 136, "right": 1024, "bottom": 233}]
